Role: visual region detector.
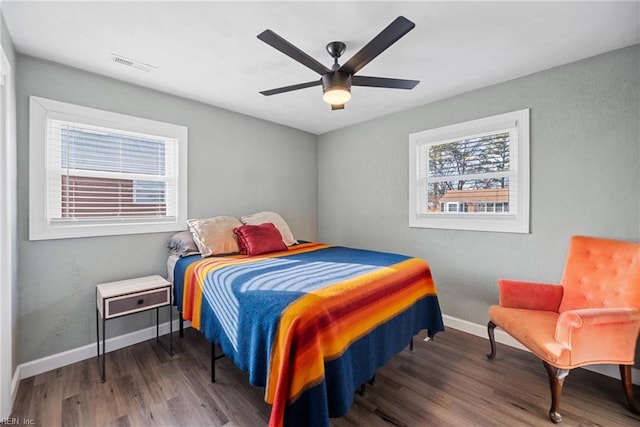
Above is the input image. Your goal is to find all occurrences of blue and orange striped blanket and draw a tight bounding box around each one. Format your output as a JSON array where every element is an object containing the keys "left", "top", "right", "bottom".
[{"left": 173, "top": 242, "right": 444, "bottom": 426}]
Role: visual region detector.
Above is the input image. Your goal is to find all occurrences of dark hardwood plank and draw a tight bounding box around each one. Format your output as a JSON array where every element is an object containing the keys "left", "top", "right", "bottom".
[{"left": 10, "top": 327, "right": 640, "bottom": 426}]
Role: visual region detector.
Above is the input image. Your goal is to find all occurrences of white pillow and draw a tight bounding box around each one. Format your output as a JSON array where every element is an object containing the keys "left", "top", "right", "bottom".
[
  {"left": 240, "top": 211, "right": 297, "bottom": 246},
  {"left": 187, "top": 216, "right": 242, "bottom": 257}
]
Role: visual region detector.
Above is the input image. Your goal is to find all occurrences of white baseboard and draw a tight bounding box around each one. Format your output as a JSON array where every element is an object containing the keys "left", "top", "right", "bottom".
[
  {"left": 11, "top": 318, "right": 190, "bottom": 399},
  {"left": 442, "top": 314, "right": 640, "bottom": 385},
  {"left": 10, "top": 314, "right": 639, "bottom": 403}
]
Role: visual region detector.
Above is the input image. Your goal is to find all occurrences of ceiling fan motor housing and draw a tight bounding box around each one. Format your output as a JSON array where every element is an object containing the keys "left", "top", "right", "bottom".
[
  {"left": 322, "top": 71, "right": 352, "bottom": 105},
  {"left": 322, "top": 71, "right": 352, "bottom": 93}
]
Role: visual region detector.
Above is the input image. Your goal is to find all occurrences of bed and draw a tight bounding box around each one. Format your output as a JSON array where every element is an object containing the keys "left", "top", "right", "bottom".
[{"left": 170, "top": 241, "right": 444, "bottom": 427}]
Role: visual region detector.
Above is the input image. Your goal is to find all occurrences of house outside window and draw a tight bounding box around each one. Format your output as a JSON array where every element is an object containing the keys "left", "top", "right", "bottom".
[
  {"left": 29, "top": 96, "right": 188, "bottom": 240},
  {"left": 437, "top": 188, "right": 509, "bottom": 214},
  {"left": 409, "top": 109, "right": 530, "bottom": 233}
]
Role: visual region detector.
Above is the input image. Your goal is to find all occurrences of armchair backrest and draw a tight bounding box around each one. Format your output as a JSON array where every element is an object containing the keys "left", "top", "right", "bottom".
[{"left": 559, "top": 235, "right": 640, "bottom": 313}]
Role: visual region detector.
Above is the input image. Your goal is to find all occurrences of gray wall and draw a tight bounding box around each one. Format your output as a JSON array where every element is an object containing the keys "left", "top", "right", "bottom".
[
  {"left": 13, "top": 44, "right": 640, "bottom": 366},
  {"left": 15, "top": 55, "right": 318, "bottom": 364},
  {"left": 318, "top": 45, "right": 640, "bottom": 327}
]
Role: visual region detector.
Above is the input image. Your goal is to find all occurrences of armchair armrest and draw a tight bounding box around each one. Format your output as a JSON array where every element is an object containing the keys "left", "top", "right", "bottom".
[
  {"left": 498, "top": 279, "right": 563, "bottom": 311},
  {"left": 555, "top": 308, "right": 640, "bottom": 350}
]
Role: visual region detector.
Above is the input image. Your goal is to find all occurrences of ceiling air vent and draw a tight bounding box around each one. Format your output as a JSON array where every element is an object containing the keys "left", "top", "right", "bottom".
[{"left": 110, "top": 53, "right": 156, "bottom": 72}]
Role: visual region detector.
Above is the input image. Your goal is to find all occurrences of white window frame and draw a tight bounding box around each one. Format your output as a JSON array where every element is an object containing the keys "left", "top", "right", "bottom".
[
  {"left": 409, "top": 109, "right": 530, "bottom": 233},
  {"left": 29, "top": 96, "right": 188, "bottom": 240}
]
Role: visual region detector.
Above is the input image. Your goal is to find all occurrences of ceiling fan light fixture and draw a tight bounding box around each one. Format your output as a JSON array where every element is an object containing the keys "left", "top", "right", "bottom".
[
  {"left": 322, "top": 72, "right": 352, "bottom": 105},
  {"left": 323, "top": 87, "right": 351, "bottom": 105}
]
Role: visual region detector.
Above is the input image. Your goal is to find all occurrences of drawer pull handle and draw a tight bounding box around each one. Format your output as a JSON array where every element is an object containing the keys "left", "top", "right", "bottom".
[{"left": 137, "top": 299, "right": 144, "bottom": 305}]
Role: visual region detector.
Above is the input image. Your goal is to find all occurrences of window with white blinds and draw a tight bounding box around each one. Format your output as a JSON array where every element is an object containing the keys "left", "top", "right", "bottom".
[
  {"left": 409, "top": 109, "right": 530, "bottom": 233},
  {"left": 29, "top": 96, "right": 188, "bottom": 240}
]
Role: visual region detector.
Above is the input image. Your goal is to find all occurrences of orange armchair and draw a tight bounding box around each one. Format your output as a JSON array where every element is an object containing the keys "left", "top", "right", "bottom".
[{"left": 487, "top": 235, "right": 640, "bottom": 423}]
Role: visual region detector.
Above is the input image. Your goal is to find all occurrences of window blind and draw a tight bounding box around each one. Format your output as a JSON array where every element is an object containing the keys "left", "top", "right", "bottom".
[{"left": 47, "top": 119, "right": 179, "bottom": 223}]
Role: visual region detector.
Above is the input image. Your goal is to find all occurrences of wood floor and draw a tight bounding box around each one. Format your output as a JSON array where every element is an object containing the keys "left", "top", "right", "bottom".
[{"left": 11, "top": 327, "right": 640, "bottom": 426}]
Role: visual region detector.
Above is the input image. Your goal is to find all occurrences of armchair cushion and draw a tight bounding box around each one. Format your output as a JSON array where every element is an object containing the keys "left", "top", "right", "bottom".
[
  {"left": 498, "top": 279, "right": 563, "bottom": 311},
  {"left": 489, "top": 306, "right": 567, "bottom": 365}
]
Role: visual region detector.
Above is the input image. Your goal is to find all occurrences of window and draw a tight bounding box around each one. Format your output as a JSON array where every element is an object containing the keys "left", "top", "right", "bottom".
[
  {"left": 445, "top": 202, "right": 459, "bottom": 213},
  {"left": 409, "top": 109, "right": 529, "bottom": 233},
  {"left": 29, "top": 96, "right": 188, "bottom": 240}
]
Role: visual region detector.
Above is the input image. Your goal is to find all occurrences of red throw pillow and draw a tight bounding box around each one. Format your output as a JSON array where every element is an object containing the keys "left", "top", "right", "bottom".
[{"left": 233, "top": 222, "right": 287, "bottom": 256}]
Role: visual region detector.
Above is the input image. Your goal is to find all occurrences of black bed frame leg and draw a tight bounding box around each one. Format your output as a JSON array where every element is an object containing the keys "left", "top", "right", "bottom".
[
  {"left": 358, "top": 373, "right": 376, "bottom": 396},
  {"left": 209, "top": 343, "right": 226, "bottom": 384},
  {"left": 409, "top": 337, "right": 414, "bottom": 351},
  {"left": 211, "top": 341, "right": 216, "bottom": 383},
  {"left": 179, "top": 312, "right": 184, "bottom": 338}
]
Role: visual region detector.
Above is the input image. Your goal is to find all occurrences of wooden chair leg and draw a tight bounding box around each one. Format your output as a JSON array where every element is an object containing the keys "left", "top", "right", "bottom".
[
  {"left": 543, "top": 362, "right": 570, "bottom": 424},
  {"left": 487, "top": 321, "right": 497, "bottom": 359},
  {"left": 620, "top": 364, "right": 639, "bottom": 414}
]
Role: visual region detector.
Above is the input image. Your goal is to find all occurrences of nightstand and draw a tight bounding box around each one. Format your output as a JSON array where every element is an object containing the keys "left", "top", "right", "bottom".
[{"left": 96, "top": 275, "right": 173, "bottom": 382}]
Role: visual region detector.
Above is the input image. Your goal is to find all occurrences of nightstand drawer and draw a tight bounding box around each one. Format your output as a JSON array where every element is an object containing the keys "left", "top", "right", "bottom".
[{"left": 104, "top": 287, "right": 170, "bottom": 319}]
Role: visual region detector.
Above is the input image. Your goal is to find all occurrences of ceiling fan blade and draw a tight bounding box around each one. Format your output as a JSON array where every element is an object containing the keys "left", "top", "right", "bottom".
[
  {"left": 258, "top": 30, "right": 331, "bottom": 75},
  {"left": 331, "top": 104, "right": 345, "bottom": 111},
  {"left": 340, "top": 16, "right": 415, "bottom": 75},
  {"left": 352, "top": 75, "right": 419, "bottom": 89},
  {"left": 260, "top": 80, "right": 322, "bottom": 96}
]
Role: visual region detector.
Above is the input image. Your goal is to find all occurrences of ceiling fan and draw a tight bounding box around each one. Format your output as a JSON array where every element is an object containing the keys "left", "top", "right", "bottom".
[{"left": 257, "top": 16, "right": 420, "bottom": 110}]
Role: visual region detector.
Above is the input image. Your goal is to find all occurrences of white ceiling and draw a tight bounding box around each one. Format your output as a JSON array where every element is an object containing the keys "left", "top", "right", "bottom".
[{"left": 3, "top": 1, "right": 639, "bottom": 135}]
